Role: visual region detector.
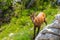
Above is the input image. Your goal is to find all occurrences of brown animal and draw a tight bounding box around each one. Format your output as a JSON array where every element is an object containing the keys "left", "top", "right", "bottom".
[{"left": 30, "top": 12, "right": 47, "bottom": 39}]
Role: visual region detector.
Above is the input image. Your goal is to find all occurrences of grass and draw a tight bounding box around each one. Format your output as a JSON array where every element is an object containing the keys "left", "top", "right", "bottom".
[{"left": 0, "top": 8, "right": 58, "bottom": 40}]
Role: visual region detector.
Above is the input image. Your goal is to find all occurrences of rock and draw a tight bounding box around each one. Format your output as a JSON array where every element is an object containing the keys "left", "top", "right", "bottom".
[
  {"left": 2, "top": 37, "right": 7, "bottom": 40},
  {"left": 57, "top": 0, "right": 60, "bottom": 6},
  {"left": 9, "top": 33, "right": 14, "bottom": 38},
  {"left": 26, "top": 0, "right": 35, "bottom": 8},
  {"left": 13, "top": 0, "right": 21, "bottom": 5},
  {"left": 35, "top": 14, "right": 60, "bottom": 40}
]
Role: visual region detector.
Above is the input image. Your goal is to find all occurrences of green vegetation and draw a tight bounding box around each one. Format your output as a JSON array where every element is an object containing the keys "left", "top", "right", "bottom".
[{"left": 0, "top": 0, "right": 59, "bottom": 40}]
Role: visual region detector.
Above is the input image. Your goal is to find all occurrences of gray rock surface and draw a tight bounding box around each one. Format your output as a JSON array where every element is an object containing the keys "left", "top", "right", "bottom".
[{"left": 35, "top": 14, "right": 60, "bottom": 40}]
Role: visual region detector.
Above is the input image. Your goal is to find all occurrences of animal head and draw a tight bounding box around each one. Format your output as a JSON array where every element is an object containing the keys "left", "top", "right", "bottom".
[{"left": 30, "top": 12, "right": 36, "bottom": 20}]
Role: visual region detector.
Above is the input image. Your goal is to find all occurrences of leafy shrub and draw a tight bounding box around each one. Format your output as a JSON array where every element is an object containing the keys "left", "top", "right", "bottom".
[{"left": 43, "top": 8, "right": 58, "bottom": 16}]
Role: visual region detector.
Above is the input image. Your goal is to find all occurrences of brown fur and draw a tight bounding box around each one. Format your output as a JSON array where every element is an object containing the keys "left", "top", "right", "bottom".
[{"left": 30, "top": 12, "right": 47, "bottom": 40}]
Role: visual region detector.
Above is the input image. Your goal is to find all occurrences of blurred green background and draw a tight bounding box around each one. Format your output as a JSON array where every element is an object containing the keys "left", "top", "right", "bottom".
[{"left": 0, "top": 0, "right": 59, "bottom": 40}]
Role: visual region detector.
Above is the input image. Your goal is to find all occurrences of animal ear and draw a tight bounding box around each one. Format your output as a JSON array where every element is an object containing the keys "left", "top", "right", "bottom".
[
  {"left": 30, "top": 14, "right": 32, "bottom": 17},
  {"left": 30, "top": 12, "right": 36, "bottom": 17},
  {"left": 33, "top": 12, "right": 37, "bottom": 16},
  {"left": 30, "top": 12, "right": 34, "bottom": 16},
  {"left": 30, "top": 13, "right": 33, "bottom": 18},
  {"left": 32, "top": 12, "right": 36, "bottom": 15}
]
